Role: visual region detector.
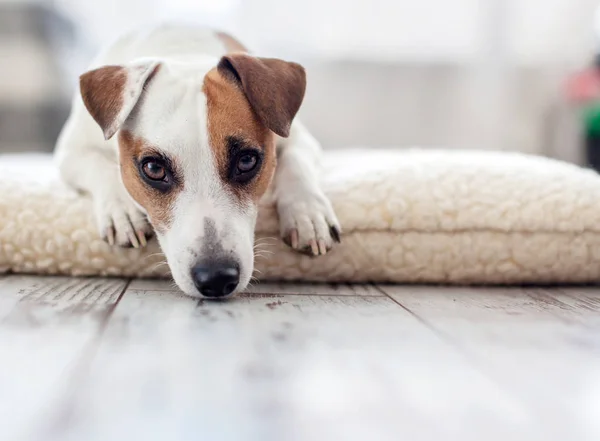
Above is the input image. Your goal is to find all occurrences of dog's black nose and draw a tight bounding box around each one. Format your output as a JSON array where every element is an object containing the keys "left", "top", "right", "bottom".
[{"left": 192, "top": 262, "right": 240, "bottom": 298}]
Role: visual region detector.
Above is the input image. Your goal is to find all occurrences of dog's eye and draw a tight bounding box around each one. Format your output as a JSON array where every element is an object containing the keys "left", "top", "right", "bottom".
[
  {"left": 228, "top": 146, "right": 262, "bottom": 185},
  {"left": 237, "top": 153, "right": 258, "bottom": 174},
  {"left": 138, "top": 155, "right": 176, "bottom": 193},
  {"left": 142, "top": 160, "right": 166, "bottom": 181}
]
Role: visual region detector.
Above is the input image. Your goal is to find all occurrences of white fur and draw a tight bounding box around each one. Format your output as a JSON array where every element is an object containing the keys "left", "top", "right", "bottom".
[{"left": 54, "top": 24, "right": 340, "bottom": 297}]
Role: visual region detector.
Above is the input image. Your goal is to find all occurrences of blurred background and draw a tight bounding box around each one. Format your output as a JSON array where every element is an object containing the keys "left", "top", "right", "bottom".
[{"left": 2, "top": 0, "right": 600, "bottom": 166}]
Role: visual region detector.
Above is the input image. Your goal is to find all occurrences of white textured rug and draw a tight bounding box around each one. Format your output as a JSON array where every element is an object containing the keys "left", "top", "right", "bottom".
[{"left": 1, "top": 149, "right": 599, "bottom": 284}]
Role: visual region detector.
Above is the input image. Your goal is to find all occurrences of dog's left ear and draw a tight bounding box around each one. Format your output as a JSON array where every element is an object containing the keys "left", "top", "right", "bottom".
[
  {"left": 80, "top": 59, "right": 161, "bottom": 140},
  {"left": 217, "top": 54, "right": 306, "bottom": 138}
]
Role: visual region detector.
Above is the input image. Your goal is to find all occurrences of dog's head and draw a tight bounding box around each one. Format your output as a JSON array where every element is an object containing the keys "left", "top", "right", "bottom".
[{"left": 79, "top": 54, "right": 306, "bottom": 298}]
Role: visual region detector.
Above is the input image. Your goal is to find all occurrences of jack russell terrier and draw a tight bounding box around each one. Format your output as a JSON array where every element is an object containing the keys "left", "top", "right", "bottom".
[{"left": 54, "top": 24, "right": 341, "bottom": 299}]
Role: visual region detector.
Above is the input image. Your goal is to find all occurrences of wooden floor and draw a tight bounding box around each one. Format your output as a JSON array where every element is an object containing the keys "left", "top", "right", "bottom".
[{"left": 1, "top": 276, "right": 600, "bottom": 441}]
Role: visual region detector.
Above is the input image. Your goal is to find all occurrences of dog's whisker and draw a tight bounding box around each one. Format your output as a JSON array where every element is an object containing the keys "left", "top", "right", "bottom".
[
  {"left": 253, "top": 246, "right": 275, "bottom": 256},
  {"left": 254, "top": 245, "right": 273, "bottom": 252},
  {"left": 149, "top": 262, "right": 170, "bottom": 273},
  {"left": 254, "top": 239, "right": 277, "bottom": 247},
  {"left": 254, "top": 249, "right": 274, "bottom": 257},
  {"left": 142, "top": 252, "right": 166, "bottom": 263},
  {"left": 149, "top": 267, "right": 168, "bottom": 275},
  {"left": 253, "top": 244, "right": 274, "bottom": 250},
  {"left": 254, "top": 240, "right": 277, "bottom": 246},
  {"left": 255, "top": 247, "right": 274, "bottom": 253},
  {"left": 146, "top": 252, "right": 166, "bottom": 258},
  {"left": 253, "top": 251, "right": 273, "bottom": 257},
  {"left": 256, "top": 236, "right": 277, "bottom": 242},
  {"left": 254, "top": 244, "right": 276, "bottom": 250}
]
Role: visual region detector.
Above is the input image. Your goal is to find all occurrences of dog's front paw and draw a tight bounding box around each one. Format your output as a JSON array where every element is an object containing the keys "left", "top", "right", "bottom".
[
  {"left": 94, "top": 190, "right": 153, "bottom": 248},
  {"left": 277, "top": 190, "right": 341, "bottom": 256}
]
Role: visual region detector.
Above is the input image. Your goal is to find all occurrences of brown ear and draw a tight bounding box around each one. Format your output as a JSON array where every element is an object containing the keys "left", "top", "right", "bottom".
[
  {"left": 217, "top": 54, "right": 306, "bottom": 137},
  {"left": 80, "top": 60, "right": 161, "bottom": 140}
]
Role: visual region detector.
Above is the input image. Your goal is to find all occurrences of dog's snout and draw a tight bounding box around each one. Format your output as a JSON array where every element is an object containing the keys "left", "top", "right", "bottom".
[{"left": 192, "top": 262, "right": 240, "bottom": 298}]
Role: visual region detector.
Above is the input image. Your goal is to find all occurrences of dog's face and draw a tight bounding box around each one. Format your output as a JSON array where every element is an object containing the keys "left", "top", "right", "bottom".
[{"left": 79, "top": 54, "right": 306, "bottom": 298}]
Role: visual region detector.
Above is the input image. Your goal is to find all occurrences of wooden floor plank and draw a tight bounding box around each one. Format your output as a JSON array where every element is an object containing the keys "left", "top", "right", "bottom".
[
  {"left": 126, "top": 278, "right": 175, "bottom": 292},
  {"left": 541, "top": 287, "right": 600, "bottom": 321},
  {"left": 2, "top": 278, "right": 592, "bottom": 441},
  {"left": 379, "top": 285, "right": 600, "bottom": 441},
  {"left": 47, "top": 286, "right": 541, "bottom": 441},
  {"left": 0, "top": 276, "right": 129, "bottom": 441}
]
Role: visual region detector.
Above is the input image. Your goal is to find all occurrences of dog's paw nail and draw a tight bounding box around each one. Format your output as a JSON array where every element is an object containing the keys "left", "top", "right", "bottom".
[
  {"left": 330, "top": 225, "right": 342, "bottom": 243},
  {"left": 318, "top": 239, "right": 328, "bottom": 255},
  {"left": 127, "top": 231, "right": 140, "bottom": 249},
  {"left": 309, "top": 239, "right": 319, "bottom": 256},
  {"left": 106, "top": 227, "right": 116, "bottom": 246},
  {"left": 136, "top": 230, "right": 148, "bottom": 247},
  {"left": 290, "top": 229, "right": 299, "bottom": 249}
]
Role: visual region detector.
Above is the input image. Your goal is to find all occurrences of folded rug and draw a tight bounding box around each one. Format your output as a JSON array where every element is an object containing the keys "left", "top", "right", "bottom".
[{"left": 1, "top": 148, "right": 599, "bottom": 284}]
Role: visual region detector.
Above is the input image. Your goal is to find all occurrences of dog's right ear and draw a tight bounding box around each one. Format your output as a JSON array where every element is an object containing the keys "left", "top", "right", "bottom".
[{"left": 79, "top": 60, "right": 161, "bottom": 140}]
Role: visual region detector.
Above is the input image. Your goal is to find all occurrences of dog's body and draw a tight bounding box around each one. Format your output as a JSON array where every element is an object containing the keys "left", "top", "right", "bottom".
[{"left": 54, "top": 24, "right": 340, "bottom": 298}]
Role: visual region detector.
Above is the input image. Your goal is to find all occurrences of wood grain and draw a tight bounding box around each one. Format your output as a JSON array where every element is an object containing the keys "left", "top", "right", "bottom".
[
  {"left": 2, "top": 277, "right": 598, "bottom": 441},
  {"left": 543, "top": 287, "right": 600, "bottom": 320},
  {"left": 0, "top": 276, "right": 128, "bottom": 441},
  {"left": 379, "top": 285, "right": 600, "bottom": 441},
  {"left": 48, "top": 287, "right": 535, "bottom": 441}
]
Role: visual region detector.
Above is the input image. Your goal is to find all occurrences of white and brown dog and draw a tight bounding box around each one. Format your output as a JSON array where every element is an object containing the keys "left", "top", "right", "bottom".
[{"left": 54, "top": 24, "right": 340, "bottom": 299}]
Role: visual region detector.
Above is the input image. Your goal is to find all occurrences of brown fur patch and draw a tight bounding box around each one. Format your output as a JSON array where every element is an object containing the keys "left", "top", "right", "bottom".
[
  {"left": 80, "top": 66, "right": 126, "bottom": 138},
  {"left": 118, "top": 131, "right": 182, "bottom": 233},
  {"left": 203, "top": 68, "right": 276, "bottom": 204},
  {"left": 215, "top": 31, "right": 248, "bottom": 53}
]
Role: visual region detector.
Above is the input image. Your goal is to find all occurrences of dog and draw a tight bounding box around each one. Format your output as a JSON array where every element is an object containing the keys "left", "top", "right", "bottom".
[{"left": 54, "top": 24, "right": 341, "bottom": 298}]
